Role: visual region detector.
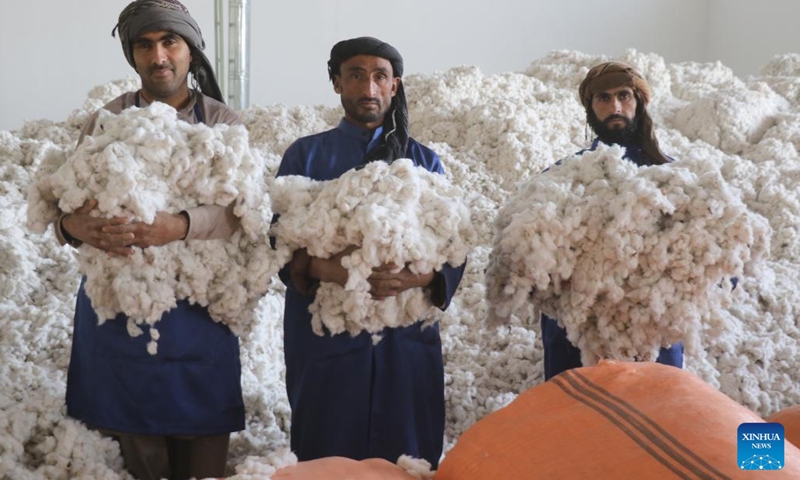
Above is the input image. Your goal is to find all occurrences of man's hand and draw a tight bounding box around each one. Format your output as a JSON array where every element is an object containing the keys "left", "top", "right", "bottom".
[
  {"left": 368, "top": 263, "right": 434, "bottom": 300},
  {"left": 61, "top": 199, "right": 134, "bottom": 256},
  {"left": 307, "top": 246, "right": 357, "bottom": 288},
  {"left": 62, "top": 201, "right": 189, "bottom": 256},
  {"left": 288, "top": 248, "right": 315, "bottom": 295},
  {"left": 103, "top": 211, "right": 189, "bottom": 249}
]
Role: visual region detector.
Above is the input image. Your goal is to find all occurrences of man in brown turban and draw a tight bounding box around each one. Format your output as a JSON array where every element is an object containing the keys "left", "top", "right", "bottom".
[
  {"left": 577, "top": 61, "right": 671, "bottom": 165},
  {"left": 540, "top": 61, "right": 683, "bottom": 380}
]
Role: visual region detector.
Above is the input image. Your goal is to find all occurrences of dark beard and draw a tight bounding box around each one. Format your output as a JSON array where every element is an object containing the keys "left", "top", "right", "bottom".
[
  {"left": 342, "top": 97, "right": 387, "bottom": 126},
  {"left": 588, "top": 110, "right": 639, "bottom": 145}
]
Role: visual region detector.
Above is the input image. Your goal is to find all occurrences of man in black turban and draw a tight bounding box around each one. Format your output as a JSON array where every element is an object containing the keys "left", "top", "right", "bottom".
[
  {"left": 327, "top": 36, "right": 409, "bottom": 163},
  {"left": 273, "top": 36, "right": 466, "bottom": 468}
]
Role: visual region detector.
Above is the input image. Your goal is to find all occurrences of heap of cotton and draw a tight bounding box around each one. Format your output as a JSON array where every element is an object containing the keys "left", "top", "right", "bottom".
[
  {"left": 486, "top": 144, "right": 770, "bottom": 364},
  {"left": 1, "top": 126, "right": 134, "bottom": 479},
  {"left": 270, "top": 158, "right": 475, "bottom": 337},
  {"left": 758, "top": 54, "right": 800, "bottom": 104},
  {"left": 4, "top": 49, "right": 800, "bottom": 478},
  {"left": 27, "top": 102, "right": 288, "bottom": 352},
  {"left": 673, "top": 82, "right": 789, "bottom": 154}
]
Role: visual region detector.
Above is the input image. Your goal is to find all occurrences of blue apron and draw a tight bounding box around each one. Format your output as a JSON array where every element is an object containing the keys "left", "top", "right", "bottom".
[{"left": 66, "top": 278, "right": 244, "bottom": 435}]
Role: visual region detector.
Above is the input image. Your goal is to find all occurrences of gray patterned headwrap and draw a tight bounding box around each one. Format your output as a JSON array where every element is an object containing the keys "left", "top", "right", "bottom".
[{"left": 112, "top": 0, "right": 224, "bottom": 103}]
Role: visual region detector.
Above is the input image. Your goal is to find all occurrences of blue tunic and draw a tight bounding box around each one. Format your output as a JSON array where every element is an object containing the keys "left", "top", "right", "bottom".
[
  {"left": 276, "top": 119, "right": 466, "bottom": 468},
  {"left": 65, "top": 92, "right": 245, "bottom": 435},
  {"left": 541, "top": 139, "right": 684, "bottom": 381}
]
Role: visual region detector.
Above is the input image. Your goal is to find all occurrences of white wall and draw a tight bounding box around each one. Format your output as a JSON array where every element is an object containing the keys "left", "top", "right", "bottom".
[
  {"left": 707, "top": 0, "right": 800, "bottom": 76},
  {"left": 1, "top": 0, "right": 782, "bottom": 131}
]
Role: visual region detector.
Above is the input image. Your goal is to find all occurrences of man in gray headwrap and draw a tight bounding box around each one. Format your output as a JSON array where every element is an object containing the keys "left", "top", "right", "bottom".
[
  {"left": 113, "top": 0, "right": 223, "bottom": 102},
  {"left": 274, "top": 36, "right": 466, "bottom": 468},
  {"left": 58, "top": 2, "right": 243, "bottom": 479}
]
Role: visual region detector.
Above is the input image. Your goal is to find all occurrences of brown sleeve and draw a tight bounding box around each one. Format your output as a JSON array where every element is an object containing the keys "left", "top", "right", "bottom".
[
  {"left": 184, "top": 203, "right": 240, "bottom": 240},
  {"left": 76, "top": 111, "right": 101, "bottom": 147},
  {"left": 218, "top": 108, "right": 243, "bottom": 127},
  {"left": 184, "top": 97, "right": 243, "bottom": 240}
]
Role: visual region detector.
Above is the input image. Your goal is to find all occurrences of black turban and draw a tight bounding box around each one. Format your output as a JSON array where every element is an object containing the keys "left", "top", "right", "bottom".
[
  {"left": 112, "top": 0, "right": 224, "bottom": 103},
  {"left": 328, "top": 37, "right": 408, "bottom": 164}
]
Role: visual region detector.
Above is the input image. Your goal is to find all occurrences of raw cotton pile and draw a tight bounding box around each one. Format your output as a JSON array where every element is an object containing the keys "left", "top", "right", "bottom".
[
  {"left": 2, "top": 49, "right": 800, "bottom": 478},
  {"left": 26, "top": 102, "right": 288, "bottom": 353},
  {"left": 485, "top": 143, "right": 770, "bottom": 364},
  {"left": 270, "top": 158, "right": 475, "bottom": 337}
]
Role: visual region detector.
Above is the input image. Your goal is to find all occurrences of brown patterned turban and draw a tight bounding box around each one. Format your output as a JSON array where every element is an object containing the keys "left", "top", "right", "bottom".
[{"left": 579, "top": 61, "right": 669, "bottom": 165}]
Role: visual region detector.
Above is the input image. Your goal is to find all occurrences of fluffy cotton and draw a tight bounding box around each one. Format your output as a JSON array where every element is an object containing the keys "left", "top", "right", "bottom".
[
  {"left": 485, "top": 144, "right": 770, "bottom": 364},
  {"left": 270, "top": 158, "right": 475, "bottom": 336},
  {"left": 26, "top": 102, "right": 289, "bottom": 350},
  {"left": 225, "top": 448, "right": 297, "bottom": 479},
  {"left": 397, "top": 455, "right": 434, "bottom": 479},
  {"left": 2, "top": 49, "right": 800, "bottom": 476}
]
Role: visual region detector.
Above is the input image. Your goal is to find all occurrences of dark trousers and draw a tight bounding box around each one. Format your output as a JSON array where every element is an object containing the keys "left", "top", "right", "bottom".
[
  {"left": 101, "top": 431, "right": 230, "bottom": 480},
  {"left": 541, "top": 315, "right": 684, "bottom": 381}
]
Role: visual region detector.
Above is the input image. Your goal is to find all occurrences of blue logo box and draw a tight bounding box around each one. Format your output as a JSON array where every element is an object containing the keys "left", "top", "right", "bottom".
[{"left": 738, "top": 423, "right": 784, "bottom": 470}]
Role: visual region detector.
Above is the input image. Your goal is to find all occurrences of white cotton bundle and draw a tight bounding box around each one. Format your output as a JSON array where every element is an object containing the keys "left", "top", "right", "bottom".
[
  {"left": 271, "top": 158, "right": 474, "bottom": 336},
  {"left": 486, "top": 144, "right": 771, "bottom": 365},
  {"left": 26, "top": 102, "right": 289, "bottom": 350}
]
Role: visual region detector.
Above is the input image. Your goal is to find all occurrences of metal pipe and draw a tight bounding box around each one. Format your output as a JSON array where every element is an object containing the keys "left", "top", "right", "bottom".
[
  {"left": 228, "top": 0, "right": 251, "bottom": 110},
  {"left": 214, "top": 0, "right": 225, "bottom": 99}
]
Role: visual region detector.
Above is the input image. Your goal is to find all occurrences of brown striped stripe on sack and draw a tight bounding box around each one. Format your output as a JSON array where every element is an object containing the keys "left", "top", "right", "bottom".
[
  {"left": 434, "top": 361, "right": 800, "bottom": 480},
  {"left": 552, "top": 369, "right": 731, "bottom": 480}
]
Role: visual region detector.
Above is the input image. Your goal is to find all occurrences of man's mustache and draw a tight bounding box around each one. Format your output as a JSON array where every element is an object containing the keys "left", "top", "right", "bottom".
[
  {"left": 604, "top": 114, "right": 630, "bottom": 125},
  {"left": 148, "top": 63, "right": 175, "bottom": 75}
]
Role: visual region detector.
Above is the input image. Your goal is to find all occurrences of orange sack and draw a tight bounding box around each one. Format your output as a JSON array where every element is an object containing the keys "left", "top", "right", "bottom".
[
  {"left": 767, "top": 405, "right": 800, "bottom": 449},
  {"left": 436, "top": 361, "right": 800, "bottom": 479},
  {"left": 272, "top": 456, "right": 424, "bottom": 480}
]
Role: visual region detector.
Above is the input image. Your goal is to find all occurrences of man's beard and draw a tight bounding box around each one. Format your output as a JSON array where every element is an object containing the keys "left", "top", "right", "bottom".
[
  {"left": 342, "top": 97, "right": 388, "bottom": 125},
  {"left": 588, "top": 111, "right": 639, "bottom": 145}
]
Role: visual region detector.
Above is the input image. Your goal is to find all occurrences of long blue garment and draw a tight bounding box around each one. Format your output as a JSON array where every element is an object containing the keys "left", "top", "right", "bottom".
[
  {"left": 65, "top": 92, "right": 245, "bottom": 435},
  {"left": 66, "top": 279, "right": 244, "bottom": 434},
  {"left": 541, "top": 139, "right": 683, "bottom": 381},
  {"left": 276, "top": 119, "right": 466, "bottom": 468}
]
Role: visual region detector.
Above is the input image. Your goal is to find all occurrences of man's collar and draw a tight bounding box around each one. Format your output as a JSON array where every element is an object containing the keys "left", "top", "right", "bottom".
[{"left": 337, "top": 118, "right": 383, "bottom": 143}]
